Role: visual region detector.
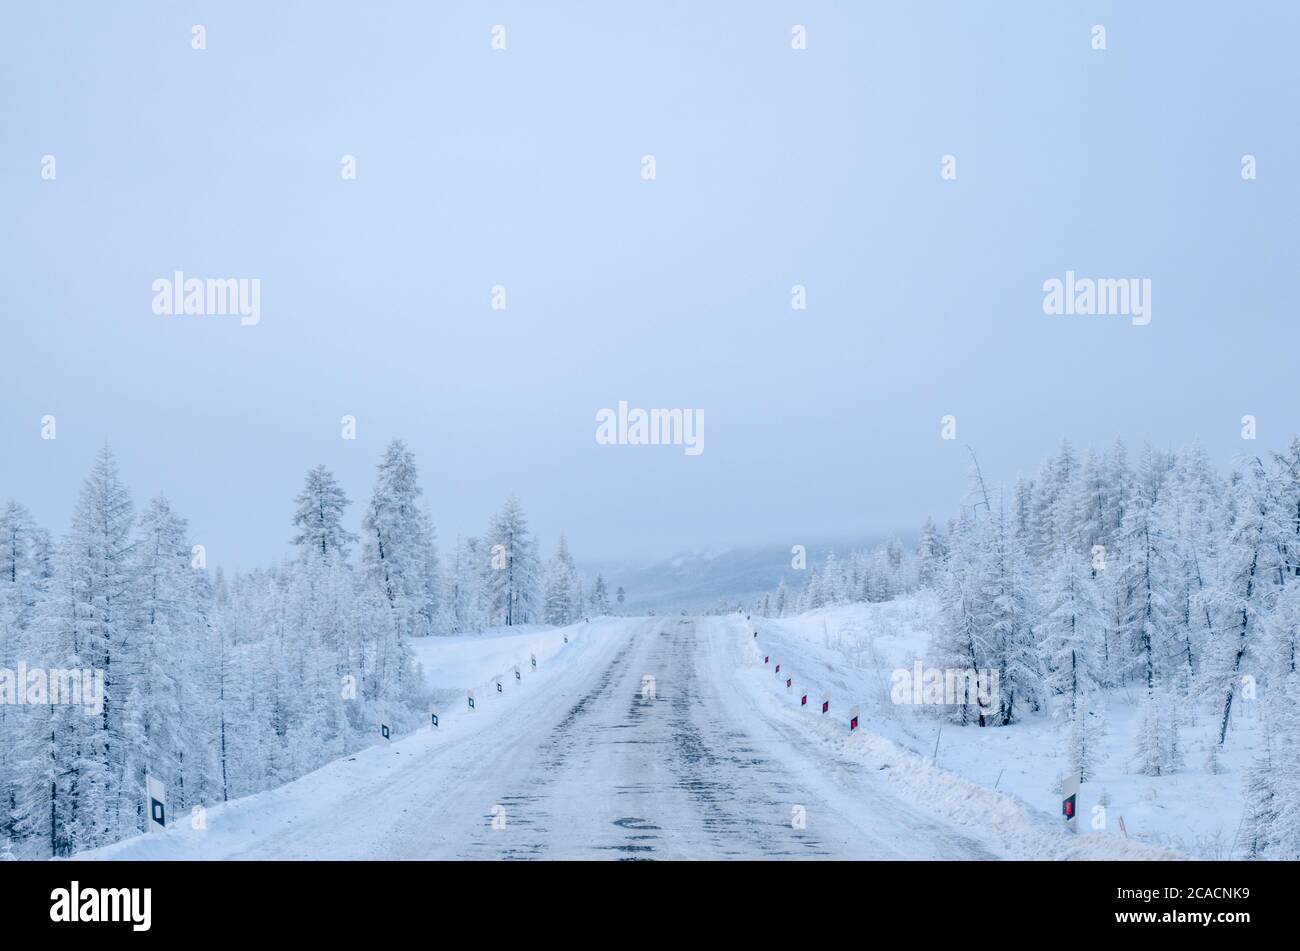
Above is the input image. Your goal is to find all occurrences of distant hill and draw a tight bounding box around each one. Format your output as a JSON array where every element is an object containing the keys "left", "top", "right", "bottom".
[{"left": 588, "top": 537, "right": 899, "bottom": 615}]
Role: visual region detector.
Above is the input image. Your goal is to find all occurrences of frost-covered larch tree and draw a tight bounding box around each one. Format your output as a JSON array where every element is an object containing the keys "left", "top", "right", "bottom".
[
  {"left": 361, "top": 441, "right": 437, "bottom": 638},
  {"left": 543, "top": 534, "right": 579, "bottom": 625},
  {"left": 484, "top": 495, "right": 540, "bottom": 626},
  {"left": 291, "top": 464, "right": 358, "bottom": 563}
]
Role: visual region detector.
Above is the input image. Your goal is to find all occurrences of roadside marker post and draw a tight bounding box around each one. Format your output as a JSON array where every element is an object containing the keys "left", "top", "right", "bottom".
[
  {"left": 775, "top": 663, "right": 780, "bottom": 675},
  {"left": 764, "top": 655, "right": 769, "bottom": 665},
  {"left": 1060, "top": 771, "right": 1080, "bottom": 831},
  {"left": 786, "top": 677, "right": 792, "bottom": 689},
  {"left": 380, "top": 723, "right": 391, "bottom": 742},
  {"left": 430, "top": 712, "right": 439, "bottom": 728},
  {"left": 146, "top": 775, "right": 166, "bottom": 833},
  {"left": 801, "top": 691, "right": 807, "bottom": 706},
  {"left": 468, "top": 690, "right": 476, "bottom": 710},
  {"left": 515, "top": 666, "right": 521, "bottom": 682},
  {"left": 849, "top": 704, "right": 860, "bottom": 732},
  {"left": 821, "top": 700, "right": 829, "bottom": 715},
  {"left": 530, "top": 653, "right": 537, "bottom": 670},
  {"left": 496, "top": 677, "right": 503, "bottom": 694}
]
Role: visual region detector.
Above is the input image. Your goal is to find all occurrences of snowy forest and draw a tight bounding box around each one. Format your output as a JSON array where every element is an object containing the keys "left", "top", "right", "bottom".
[
  {"left": 758, "top": 438, "right": 1300, "bottom": 860},
  {"left": 0, "top": 440, "right": 610, "bottom": 859},
  {"left": 5, "top": 436, "right": 1299, "bottom": 861}
]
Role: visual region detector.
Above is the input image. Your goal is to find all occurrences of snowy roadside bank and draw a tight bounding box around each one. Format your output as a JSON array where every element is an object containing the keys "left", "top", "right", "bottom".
[
  {"left": 72, "top": 619, "right": 619, "bottom": 860},
  {"left": 730, "top": 607, "right": 1187, "bottom": 860}
]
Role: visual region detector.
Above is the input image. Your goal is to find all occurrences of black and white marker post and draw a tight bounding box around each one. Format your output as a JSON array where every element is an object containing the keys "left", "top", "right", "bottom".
[
  {"left": 146, "top": 775, "right": 166, "bottom": 833},
  {"left": 530, "top": 652, "right": 537, "bottom": 671},
  {"left": 430, "top": 710, "right": 439, "bottom": 729},
  {"left": 380, "top": 722, "right": 391, "bottom": 742},
  {"left": 514, "top": 666, "right": 521, "bottom": 683},
  {"left": 496, "top": 677, "right": 503, "bottom": 694},
  {"left": 1060, "top": 771, "right": 1080, "bottom": 832},
  {"left": 468, "top": 689, "right": 476, "bottom": 710}
]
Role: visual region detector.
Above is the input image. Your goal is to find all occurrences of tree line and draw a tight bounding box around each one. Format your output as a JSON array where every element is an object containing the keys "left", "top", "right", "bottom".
[
  {"left": 762, "top": 438, "right": 1300, "bottom": 860},
  {"left": 0, "top": 440, "right": 608, "bottom": 859}
]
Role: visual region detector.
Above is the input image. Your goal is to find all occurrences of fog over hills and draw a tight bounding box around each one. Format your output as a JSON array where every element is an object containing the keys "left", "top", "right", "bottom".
[{"left": 591, "top": 536, "right": 902, "bottom": 614}]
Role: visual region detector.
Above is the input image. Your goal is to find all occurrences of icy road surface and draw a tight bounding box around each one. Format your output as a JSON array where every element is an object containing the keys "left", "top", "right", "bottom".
[{"left": 84, "top": 617, "right": 1067, "bottom": 860}]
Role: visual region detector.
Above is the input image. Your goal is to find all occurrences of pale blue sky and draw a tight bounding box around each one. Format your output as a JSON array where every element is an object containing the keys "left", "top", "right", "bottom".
[{"left": 2, "top": 2, "right": 1298, "bottom": 569}]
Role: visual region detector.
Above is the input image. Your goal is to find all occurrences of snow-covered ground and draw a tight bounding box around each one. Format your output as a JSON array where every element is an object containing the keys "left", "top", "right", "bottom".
[
  {"left": 752, "top": 594, "right": 1257, "bottom": 859},
  {"left": 74, "top": 606, "right": 1187, "bottom": 861},
  {"left": 408, "top": 622, "right": 568, "bottom": 692},
  {"left": 76, "top": 617, "right": 623, "bottom": 860}
]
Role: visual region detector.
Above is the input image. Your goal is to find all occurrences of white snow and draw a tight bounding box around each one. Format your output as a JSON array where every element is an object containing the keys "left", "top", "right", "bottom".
[
  {"left": 75, "top": 618, "right": 622, "bottom": 860},
  {"left": 73, "top": 602, "right": 1214, "bottom": 861},
  {"left": 749, "top": 595, "right": 1256, "bottom": 858}
]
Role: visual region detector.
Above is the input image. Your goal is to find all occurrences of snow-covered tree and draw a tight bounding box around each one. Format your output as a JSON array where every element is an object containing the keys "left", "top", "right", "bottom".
[
  {"left": 361, "top": 441, "right": 436, "bottom": 638},
  {"left": 483, "top": 495, "right": 539, "bottom": 626},
  {"left": 291, "top": 465, "right": 358, "bottom": 562},
  {"left": 1201, "top": 460, "right": 1276, "bottom": 745},
  {"left": 589, "top": 574, "right": 610, "bottom": 615},
  {"left": 123, "top": 495, "right": 204, "bottom": 825},
  {"left": 1037, "top": 547, "right": 1104, "bottom": 708},
  {"left": 15, "top": 446, "right": 137, "bottom": 855},
  {"left": 542, "top": 534, "right": 579, "bottom": 625}
]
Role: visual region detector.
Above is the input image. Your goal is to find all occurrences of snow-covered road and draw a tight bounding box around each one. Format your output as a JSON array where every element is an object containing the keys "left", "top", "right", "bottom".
[
  {"left": 83, "top": 616, "right": 1141, "bottom": 860},
  {"left": 375, "top": 615, "right": 996, "bottom": 860}
]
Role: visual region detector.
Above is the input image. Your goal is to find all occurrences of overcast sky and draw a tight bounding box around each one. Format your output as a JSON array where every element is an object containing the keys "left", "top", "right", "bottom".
[{"left": 3, "top": 2, "right": 1298, "bottom": 571}]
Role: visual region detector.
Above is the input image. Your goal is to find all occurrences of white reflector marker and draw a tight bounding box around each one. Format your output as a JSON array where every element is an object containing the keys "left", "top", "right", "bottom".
[
  {"left": 146, "top": 775, "right": 166, "bottom": 832},
  {"left": 1061, "top": 771, "right": 1080, "bottom": 829},
  {"left": 381, "top": 723, "right": 391, "bottom": 741},
  {"left": 430, "top": 711, "right": 439, "bottom": 728}
]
